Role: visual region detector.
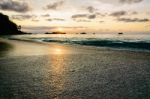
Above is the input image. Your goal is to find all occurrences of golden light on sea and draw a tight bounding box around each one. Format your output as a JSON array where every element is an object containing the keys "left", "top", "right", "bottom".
[{"left": 55, "top": 48, "right": 62, "bottom": 55}]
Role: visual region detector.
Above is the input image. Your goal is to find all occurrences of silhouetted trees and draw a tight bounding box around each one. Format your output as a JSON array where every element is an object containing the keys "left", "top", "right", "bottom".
[
  {"left": 18, "top": 25, "right": 21, "bottom": 31},
  {"left": 0, "top": 13, "right": 23, "bottom": 35}
]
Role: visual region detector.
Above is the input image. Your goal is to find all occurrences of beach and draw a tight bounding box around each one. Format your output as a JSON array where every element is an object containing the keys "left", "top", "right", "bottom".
[{"left": 0, "top": 39, "right": 150, "bottom": 99}]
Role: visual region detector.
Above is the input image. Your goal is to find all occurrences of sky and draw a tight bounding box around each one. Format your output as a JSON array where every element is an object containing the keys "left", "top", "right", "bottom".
[{"left": 0, "top": 0, "right": 150, "bottom": 33}]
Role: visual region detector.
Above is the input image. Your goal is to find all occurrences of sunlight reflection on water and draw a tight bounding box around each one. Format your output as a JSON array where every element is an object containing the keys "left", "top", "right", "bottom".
[
  {"left": 54, "top": 48, "right": 63, "bottom": 55},
  {"left": 48, "top": 44, "right": 73, "bottom": 55},
  {"left": 45, "top": 49, "right": 69, "bottom": 96}
]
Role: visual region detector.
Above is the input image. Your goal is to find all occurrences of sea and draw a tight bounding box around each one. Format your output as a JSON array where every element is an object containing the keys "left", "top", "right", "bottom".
[{"left": 9, "top": 33, "right": 150, "bottom": 52}]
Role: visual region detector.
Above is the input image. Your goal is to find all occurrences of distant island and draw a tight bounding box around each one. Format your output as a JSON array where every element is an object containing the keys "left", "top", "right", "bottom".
[
  {"left": 0, "top": 13, "right": 27, "bottom": 35},
  {"left": 80, "top": 32, "right": 87, "bottom": 34},
  {"left": 118, "top": 32, "right": 123, "bottom": 35},
  {"left": 45, "top": 32, "right": 66, "bottom": 34}
]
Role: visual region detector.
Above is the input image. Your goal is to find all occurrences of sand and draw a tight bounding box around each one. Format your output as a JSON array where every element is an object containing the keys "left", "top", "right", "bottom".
[{"left": 0, "top": 39, "right": 150, "bottom": 99}]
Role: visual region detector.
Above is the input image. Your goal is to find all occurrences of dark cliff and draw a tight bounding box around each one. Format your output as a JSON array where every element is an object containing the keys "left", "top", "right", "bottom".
[{"left": 0, "top": 13, "right": 23, "bottom": 35}]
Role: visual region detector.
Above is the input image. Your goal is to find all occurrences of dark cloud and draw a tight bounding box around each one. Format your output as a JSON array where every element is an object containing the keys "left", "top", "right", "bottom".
[
  {"left": 110, "top": 11, "right": 127, "bottom": 17},
  {"left": 86, "top": 6, "right": 97, "bottom": 13},
  {"left": 88, "top": 14, "right": 96, "bottom": 19},
  {"left": 119, "top": 0, "right": 143, "bottom": 4},
  {"left": 72, "top": 14, "right": 88, "bottom": 19},
  {"left": 0, "top": 0, "right": 30, "bottom": 13},
  {"left": 72, "top": 14, "right": 96, "bottom": 20},
  {"left": 46, "top": 19, "right": 52, "bottom": 21},
  {"left": 46, "top": 18, "right": 65, "bottom": 21},
  {"left": 44, "top": 1, "right": 64, "bottom": 10},
  {"left": 117, "top": 18, "right": 149, "bottom": 22},
  {"left": 11, "top": 15, "right": 37, "bottom": 21},
  {"left": 109, "top": 11, "right": 137, "bottom": 17}
]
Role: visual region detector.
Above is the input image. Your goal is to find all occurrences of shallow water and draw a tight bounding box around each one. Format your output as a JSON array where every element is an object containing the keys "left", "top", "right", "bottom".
[{"left": 10, "top": 33, "right": 150, "bottom": 51}]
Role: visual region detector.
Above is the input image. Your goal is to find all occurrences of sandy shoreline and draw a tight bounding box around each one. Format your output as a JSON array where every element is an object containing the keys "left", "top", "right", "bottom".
[{"left": 0, "top": 39, "right": 150, "bottom": 99}]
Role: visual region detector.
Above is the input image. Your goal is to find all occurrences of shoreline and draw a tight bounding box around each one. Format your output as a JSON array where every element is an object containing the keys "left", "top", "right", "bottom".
[
  {"left": 1, "top": 37, "right": 150, "bottom": 56},
  {"left": 7, "top": 33, "right": 150, "bottom": 52}
]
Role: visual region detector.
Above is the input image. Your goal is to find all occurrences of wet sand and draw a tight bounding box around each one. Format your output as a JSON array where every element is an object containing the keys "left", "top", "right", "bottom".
[
  {"left": 0, "top": 39, "right": 150, "bottom": 99},
  {"left": 0, "top": 41, "right": 13, "bottom": 57}
]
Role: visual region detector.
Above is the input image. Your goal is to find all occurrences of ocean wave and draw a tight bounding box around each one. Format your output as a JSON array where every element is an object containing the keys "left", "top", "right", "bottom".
[
  {"left": 10, "top": 34, "right": 150, "bottom": 51},
  {"left": 41, "top": 38, "right": 150, "bottom": 50}
]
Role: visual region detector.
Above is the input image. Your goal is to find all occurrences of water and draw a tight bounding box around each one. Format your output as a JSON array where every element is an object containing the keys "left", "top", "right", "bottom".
[{"left": 11, "top": 33, "right": 150, "bottom": 51}]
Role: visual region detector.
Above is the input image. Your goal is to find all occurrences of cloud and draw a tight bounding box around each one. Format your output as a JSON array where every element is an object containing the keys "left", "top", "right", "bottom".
[
  {"left": 98, "top": 0, "right": 143, "bottom": 4},
  {"left": 46, "top": 19, "right": 52, "bottom": 21},
  {"left": 88, "top": 14, "right": 96, "bottom": 19},
  {"left": 44, "top": 1, "right": 64, "bottom": 10},
  {"left": 53, "top": 18, "right": 65, "bottom": 21},
  {"left": 62, "top": 26, "right": 87, "bottom": 29},
  {"left": 72, "top": 14, "right": 88, "bottom": 19},
  {"left": 145, "top": 25, "right": 150, "bottom": 28},
  {"left": 76, "top": 19, "right": 91, "bottom": 22},
  {"left": 96, "top": 12, "right": 107, "bottom": 17},
  {"left": 86, "top": 6, "right": 97, "bottom": 13},
  {"left": 99, "top": 21, "right": 104, "bottom": 23},
  {"left": 23, "top": 26, "right": 87, "bottom": 32},
  {"left": 41, "top": 14, "right": 50, "bottom": 17},
  {"left": 98, "top": 0, "right": 119, "bottom": 4},
  {"left": 147, "top": 12, "right": 150, "bottom": 14},
  {"left": 0, "top": 0, "right": 30, "bottom": 13},
  {"left": 131, "top": 11, "right": 138, "bottom": 15},
  {"left": 119, "top": 0, "right": 143, "bottom": 4},
  {"left": 23, "top": 26, "right": 87, "bottom": 30},
  {"left": 117, "top": 18, "right": 149, "bottom": 22},
  {"left": 11, "top": 15, "right": 37, "bottom": 21},
  {"left": 32, "top": 19, "right": 39, "bottom": 22},
  {"left": 46, "top": 18, "right": 65, "bottom": 21},
  {"left": 110, "top": 11, "right": 127, "bottom": 17},
  {"left": 71, "top": 14, "right": 96, "bottom": 20}
]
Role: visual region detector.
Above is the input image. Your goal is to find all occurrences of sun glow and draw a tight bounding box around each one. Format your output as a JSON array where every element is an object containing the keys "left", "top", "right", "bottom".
[
  {"left": 57, "top": 28, "right": 63, "bottom": 32},
  {"left": 55, "top": 48, "right": 62, "bottom": 54}
]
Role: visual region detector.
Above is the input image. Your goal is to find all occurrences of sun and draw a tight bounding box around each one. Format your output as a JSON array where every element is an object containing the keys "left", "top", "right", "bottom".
[{"left": 57, "top": 28, "right": 63, "bottom": 32}]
